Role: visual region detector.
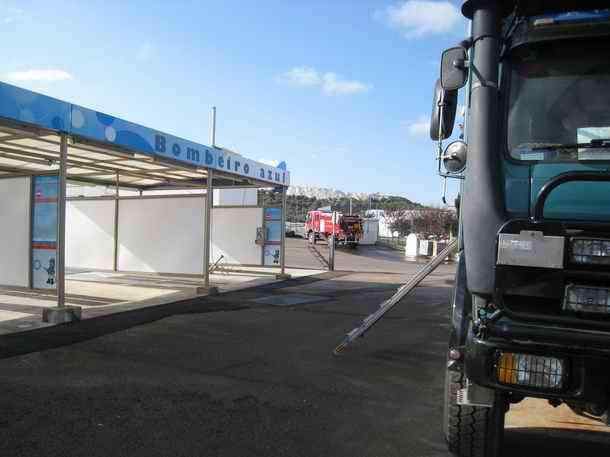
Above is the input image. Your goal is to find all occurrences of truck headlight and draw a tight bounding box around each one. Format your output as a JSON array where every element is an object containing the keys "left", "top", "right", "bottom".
[
  {"left": 571, "top": 238, "right": 610, "bottom": 265},
  {"left": 564, "top": 284, "right": 610, "bottom": 314},
  {"left": 496, "top": 352, "right": 565, "bottom": 390}
]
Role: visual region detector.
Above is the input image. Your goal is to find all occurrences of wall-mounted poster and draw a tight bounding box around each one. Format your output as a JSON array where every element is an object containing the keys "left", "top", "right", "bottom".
[
  {"left": 265, "top": 221, "right": 282, "bottom": 243},
  {"left": 264, "top": 207, "right": 281, "bottom": 221},
  {"left": 263, "top": 245, "right": 281, "bottom": 266},
  {"left": 262, "top": 206, "right": 282, "bottom": 266},
  {"left": 32, "top": 176, "right": 58, "bottom": 289}
]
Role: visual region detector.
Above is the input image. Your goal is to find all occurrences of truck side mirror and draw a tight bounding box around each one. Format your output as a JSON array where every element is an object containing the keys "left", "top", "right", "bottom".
[
  {"left": 430, "top": 79, "right": 457, "bottom": 141},
  {"left": 441, "top": 140, "right": 468, "bottom": 173},
  {"left": 441, "top": 46, "right": 468, "bottom": 91}
]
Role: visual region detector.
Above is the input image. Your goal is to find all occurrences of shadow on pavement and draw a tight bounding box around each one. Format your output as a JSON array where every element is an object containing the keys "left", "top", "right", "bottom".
[
  {"left": 505, "top": 428, "right": 610, "bottom": 455},
  {"left": 0, "top": 273, "right": 344, "bottom": 360}
]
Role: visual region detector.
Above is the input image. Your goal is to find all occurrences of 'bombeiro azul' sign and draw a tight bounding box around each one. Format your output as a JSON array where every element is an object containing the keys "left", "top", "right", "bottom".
[{"left": 0, "top": 81, "right": 289, "bottom": 185}]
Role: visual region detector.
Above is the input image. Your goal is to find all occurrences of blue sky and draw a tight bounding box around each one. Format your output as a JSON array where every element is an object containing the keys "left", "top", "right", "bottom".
[{"left": 0, "top": 0, "right": 466, "bottom": 204}]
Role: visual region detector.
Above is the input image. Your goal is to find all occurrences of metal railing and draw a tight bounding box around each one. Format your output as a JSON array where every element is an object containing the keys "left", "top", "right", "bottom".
[
  {"left": 377, "top": 236, "right": 406, "bottom": 251},
  {"left": 286, "top": 221, "right": 306, "bottom": 237}
]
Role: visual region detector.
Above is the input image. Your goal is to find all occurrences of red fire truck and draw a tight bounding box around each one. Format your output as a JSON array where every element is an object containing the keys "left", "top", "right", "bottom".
[{"left": 305, "top": 209, "right": 362, "bottom": 247}]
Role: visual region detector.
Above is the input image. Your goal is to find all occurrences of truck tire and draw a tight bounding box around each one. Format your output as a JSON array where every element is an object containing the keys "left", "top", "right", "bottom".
[{"left": 443, "top": 368, "right": 506, "bottom": 457}]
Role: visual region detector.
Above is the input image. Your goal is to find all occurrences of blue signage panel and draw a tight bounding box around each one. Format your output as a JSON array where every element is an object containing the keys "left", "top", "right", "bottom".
[
  {"left": 265, "top": 221, "right": 282, "bottom": 243},
  {"left": 68, "top": 104, "right": 290, "bottom": 185},
  {"left": 32, "top": 176, "right": 58, "bottom": 289},
  {"left": 0, "top": 81, "right": 70, "bottom": 131},
  {"left": 264, "top": 207, "right": 282, "bottom": 221},
  {"left": 0, "top": 81, "right": 290, "bottom": 186}
]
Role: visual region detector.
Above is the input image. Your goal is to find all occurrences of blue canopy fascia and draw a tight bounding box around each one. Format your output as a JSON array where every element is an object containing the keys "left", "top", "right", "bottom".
[{"left": 0, "top": 81, "right": 289, "bottom": 187}]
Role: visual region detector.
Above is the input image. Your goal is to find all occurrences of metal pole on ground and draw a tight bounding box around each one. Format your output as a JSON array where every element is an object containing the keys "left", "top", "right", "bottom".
[
  {"left": 329, "top": 211, "right": 336, "bottom": 271},
  {"left": 210, "top": 106, "right": 216, "bottom": 146},
  {"left": 56, "top": 135, "right": 67, "bottom": 308},
  {"left": 202, "top": 172, "right": 218, "bottom": 295},
  {"left": 42, "top": 134, "right": 81, "bottom": 323},
  {"left": 276, "top": 185, "right": 291, "bottom": 279},
  {"left": 113, "top": 171, "right": 119, "bottom": 271},
  {"left": 333, "top": 239, "right": 458, "bottom": 354},
  {"left": 201, "top": 106, "right": 219, "bottom": 295}
]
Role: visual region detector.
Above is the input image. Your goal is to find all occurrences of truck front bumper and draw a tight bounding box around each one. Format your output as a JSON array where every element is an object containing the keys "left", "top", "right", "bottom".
[{"left": 464, "top": 318, "right": 610, "bottom": 404}]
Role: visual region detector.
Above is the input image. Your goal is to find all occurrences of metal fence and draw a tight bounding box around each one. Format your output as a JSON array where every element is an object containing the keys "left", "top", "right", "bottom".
[
  {"left": 286, "top": 221, "right": 306, "bottom": 238},
  {"left": 377, "top": 236, "right": 406, "bottom": 251}
]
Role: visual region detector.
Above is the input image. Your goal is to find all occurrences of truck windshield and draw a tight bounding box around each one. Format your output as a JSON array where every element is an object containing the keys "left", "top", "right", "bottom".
[{"left": 507, "top": 39, "right": 610, "bottom": 161}]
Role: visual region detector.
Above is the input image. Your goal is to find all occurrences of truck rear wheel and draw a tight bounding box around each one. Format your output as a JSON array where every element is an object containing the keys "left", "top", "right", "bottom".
[{"left": 443, "top": 368, "right": 506, "bottom": 457}]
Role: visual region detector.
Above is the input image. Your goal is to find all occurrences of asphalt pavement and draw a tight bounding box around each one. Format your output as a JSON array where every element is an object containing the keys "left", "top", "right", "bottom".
[{"left": 0, "top": 239, "right": 609, "bottom": 456}]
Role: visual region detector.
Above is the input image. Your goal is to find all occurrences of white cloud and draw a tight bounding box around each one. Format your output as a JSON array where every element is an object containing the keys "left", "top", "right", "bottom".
[
  {"left": 6, "top": 69, "right": 73, "bottom": 82},
  {"left": 136, "top": 42, "right": 156, "bottom": 62},
  {"left": 258, "top": 158, "right": 279, "bottom": 167},
  {"left": 405, "top": 116, "right": 430, "bottom": 136},
  {"left": 321, "top": 73, "right": 370, "bottom": 95},
  {"left": 278, "top": 66, "right": 321, "bottom": 87},
  {"left": 277, "top": 67, "right": 370, "bottom": 96},
  {"left": 379, "top": 0, "right": 461, "bottom": 38}
]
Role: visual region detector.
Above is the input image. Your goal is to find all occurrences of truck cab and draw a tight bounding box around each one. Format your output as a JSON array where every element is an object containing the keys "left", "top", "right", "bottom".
[
  {"left": 305, "top": 209, "right": 362, "bottom": 247},
  {"left": 432, "top": 1, "right": 610, "bottom": 455}
]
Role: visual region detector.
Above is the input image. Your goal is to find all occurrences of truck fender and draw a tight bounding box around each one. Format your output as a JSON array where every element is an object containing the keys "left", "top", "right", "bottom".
[{"left": 449, "top": 252, "right": 471, "bottom": 349}]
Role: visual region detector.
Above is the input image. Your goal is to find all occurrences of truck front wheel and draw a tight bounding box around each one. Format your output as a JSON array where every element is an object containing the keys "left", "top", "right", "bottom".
[{"left": 443, "top": 368, "right": 506, "bottom": 457}]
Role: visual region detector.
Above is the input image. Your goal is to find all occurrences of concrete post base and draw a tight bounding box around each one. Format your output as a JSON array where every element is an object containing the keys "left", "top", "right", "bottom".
[
  {"left": 197, "top": 286, "right": 219, "bottom": 296},
  {"left": 275, "top": 273, "right": 292, "bottom": 280},
  {"left": 42, "top": 306, "right": 82, "bottom": 324}
]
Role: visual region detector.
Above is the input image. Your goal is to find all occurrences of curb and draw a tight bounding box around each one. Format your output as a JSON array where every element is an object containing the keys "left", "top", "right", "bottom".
[{"left": 0, "top": 271, "right": 333, "bottom": 360}]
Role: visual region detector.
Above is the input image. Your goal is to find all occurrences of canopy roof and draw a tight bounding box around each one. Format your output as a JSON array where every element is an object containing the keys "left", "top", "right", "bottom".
[{"left": 0, "top": 81, "right": 289, "bottom": 189}]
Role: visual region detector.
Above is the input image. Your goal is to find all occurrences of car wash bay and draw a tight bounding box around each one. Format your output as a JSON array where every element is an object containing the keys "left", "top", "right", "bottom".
[{"left": 0, "top": 81, "right": 294, "bottom": 329}]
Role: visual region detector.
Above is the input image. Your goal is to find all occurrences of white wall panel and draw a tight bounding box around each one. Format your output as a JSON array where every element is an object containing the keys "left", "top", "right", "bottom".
[
  {"left": 66, "top": 200, "right": 115, "bottom": 270},
  {"left": 213, "top": 188, "right": 257, "bottom": 206},
  {"left": 360, "top": 219, "right": 379, "bottom": 245},
  {"left": 212, "top": 207, "right": 262, "bottom": 265},
  {"left": 0, "top": 177, "right": 30, "bottom": 287},
  {"left": 118, "top": 197, "right": 205, "bottom": 274}
]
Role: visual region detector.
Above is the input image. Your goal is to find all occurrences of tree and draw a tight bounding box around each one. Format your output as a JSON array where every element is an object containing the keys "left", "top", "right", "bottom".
[
  {"left": 257, "top": 190, "right": 428, "bottom": 223},
  {"left": 385, "top": 208, "right": 412, "bottom": 236},
  {"left": 412, "top": 209, "right": 457, "bottom": 238}
]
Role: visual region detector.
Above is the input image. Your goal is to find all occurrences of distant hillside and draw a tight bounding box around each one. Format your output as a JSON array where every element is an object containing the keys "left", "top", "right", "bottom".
[
  {"left": 260, "top": 188, "right": 423, "bottom": 223},
  {"left": 287, "top": 185, "right": 386, "bottom": 201}
]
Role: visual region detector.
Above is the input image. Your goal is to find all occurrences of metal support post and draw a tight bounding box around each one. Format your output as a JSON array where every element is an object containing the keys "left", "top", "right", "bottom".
[
  {"left": 56, "top": 135, "right": 67, "bottom": 308},
  {"left": 201, "top": 169, "right": 218, "bottom": 295},
  {"left": 280, "top": 187, "right": 286, "bottom": 275},
  {"left": 198, "top": 106, "right": 219, "bottom": 295},
  {"left": 210, "top": 106, "right": 216, "bottom": 146},
  {"left": 276, "top": 186, "right": 291, "bottom": 279},
  {"left": 113, "top": 171, "right": 119, "bottom": 271},
  {"left": 329, "top": 211, "right": 336, "bottom": 271},
  {"left": 42, "top": 134, "right": 81, "bottom": 323}
]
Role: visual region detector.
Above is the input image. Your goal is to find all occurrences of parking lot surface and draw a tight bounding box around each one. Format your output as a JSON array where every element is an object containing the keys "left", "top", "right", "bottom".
[
  {"left": 0, "top": 240, "right": 609, "bottom": 457},
  {"left": 286, "top": 236, "right": 423, "bottom": 273}
]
